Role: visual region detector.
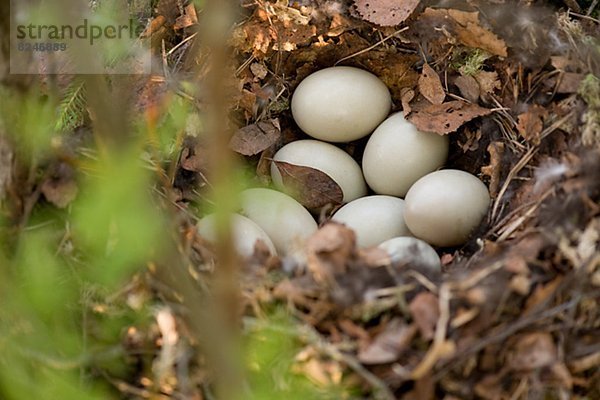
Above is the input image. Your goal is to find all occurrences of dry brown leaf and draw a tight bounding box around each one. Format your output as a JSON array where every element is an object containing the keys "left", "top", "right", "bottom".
[
  {"left": 231, "top": 17, "right": 315, "bottom": 57},
  {"left": 354, "top": 0, "right": 420, "bottom": 27},
  {"left": 409, "top": 100, "right": 493, "bottom": 135},
  {"left": 420, "top": 8, "right": 508, "bottom": 57},
  {"left": 274, "top": 161, "right": 343, "bottom": 209},
  {"left": 327, "top": 14, "right": 355, "bottom": 37},
  {"left": 510, "top": 333, "right": 557, "bottom": 371},
  {"left": 360, "top": 52, "right": 419, "bottom": 103},
  {"left": 401, "top": 88, "right": 415, "bottom": 115},
  {"left": 229, "top": 119, "right": 281, "bottom": 156},
  {"left": 180, "top": 138, "right": 210, "bottom": 173},
  {"left": 268, "top": 0, "right": 312, "bottom": 26},
  {"left": 481, "top": 141, "right": 505, "bottom": 198},
  {"left": 409, "top": 292, "right": 439, "bottom": 341},
  {"left": 419, "top": 63, "right": 445, "bottom": 105},
  {"left": 306, "top": 223, "right": 356, "bottom": 285},
  {"left": 517, "top": 105, "right": 547, "bottom": 145},
  {"left": 250, "top": 62, "right": 268, "bottom": 80},
  {"left": 236, "top": 89, "right": 257, "bottom": 119},
  {"left": 557, "top": 72, "right": 584, "bottom": 94},
  {"left": 474, "top": 71, "right": 501, "bottom": 96},
  {"left": 454, "top": 75, "right": 480, "bottom": 103},
  {"left": 41, "top": 162, "right": 78, "bottom": 209},
  {"left": 41, "top": 176, "right": 78, "bottom": 208},
  {"left": 358, "top": 320, "right": 417, "bottom": 365}
]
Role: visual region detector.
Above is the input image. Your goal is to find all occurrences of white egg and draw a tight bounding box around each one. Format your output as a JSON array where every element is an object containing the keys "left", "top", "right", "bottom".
[
  {"left": 331, "top": 195, "right": 412, "bottom": 248},
  {"left": 197, "top": 214, "right": 276, "bottom": 258},
  {"left": 240, "top": 188, "right": 318, "bottom": 255},
  {"left": 379, "top": 237, "right": 440, "bottom": 271},
  {"left": 404, "top": 170, "right": 490, "bottom": 247},
  {"left": 362, "top": 113, "right": 449, "bottom": 197},
  {"left": 271, "top": 140, "right": 367, "bottom": 203},
  {"left": 291, "top": 66, "right": 392, "bottom": 142}
]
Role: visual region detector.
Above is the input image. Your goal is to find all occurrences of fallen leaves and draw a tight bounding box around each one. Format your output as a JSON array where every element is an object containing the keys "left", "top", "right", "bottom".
[
  {"left": 408, "top": 100, "right": 493, "bottom": 135},
  {"left": 409, "top": 292, "right": 440, "bottom": 341},
  {"left": 419, "top": 63, "right": 445, "bottom": 105},
  {"left": 354, "top": 0, "right": 420, "bottom": 27},
  {"left": 358, "top": 320, "right": 417, "bottom": 364},
  {"left": 454, "top": 75, "right": 480, "bottom": 103},
  {"left": 229, "top": 119, "right": 281, "bottom": 156},
  {"left": 419, "top": 8, "right": 508, "bottom": 57},
  {"left": 230, "top": 2, "right": 316, "bottom": 57},
  {"left": 517, "top": 105, "right": 548, "bottom": 145},
  {"left": 273, "top": 161, "right": 343, "bottom": 209},
  {"left": 306, "top": 223, "right": 356, "bottom": 286}
]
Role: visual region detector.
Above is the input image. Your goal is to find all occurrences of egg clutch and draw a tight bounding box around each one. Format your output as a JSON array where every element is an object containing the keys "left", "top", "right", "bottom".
[{"left": 198, "top": 66, "right": 491, "bottom": 266}]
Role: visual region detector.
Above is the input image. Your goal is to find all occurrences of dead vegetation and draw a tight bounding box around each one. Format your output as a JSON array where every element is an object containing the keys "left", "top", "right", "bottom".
[{"left": 1, "top": 0, "right": 599, "bottom": 399}]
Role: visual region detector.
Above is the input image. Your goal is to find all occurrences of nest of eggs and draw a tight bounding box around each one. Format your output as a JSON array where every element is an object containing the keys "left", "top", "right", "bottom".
[{"left": 185, "top": 5, "right": 600, "bottom": 398}]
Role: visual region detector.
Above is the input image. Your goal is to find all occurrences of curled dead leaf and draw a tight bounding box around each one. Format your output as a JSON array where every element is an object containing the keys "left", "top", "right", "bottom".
[
  {"left": 229, "top": 119, "right": 281, "bottom": 156},
  {"left": 408, "top": 100, "right": 493, "bottom": 135},
  {"left": 354, "top": 0, "right": 420, "bottom": 27},
  {"left": 419, "top": 63, "right": 445, "bottom": 105},
  {"left": 517, "top": 105, "right": 547, "bottom": 145},
  {"left": 274, "top": 161, "right": 343, "bottom": 209},
  {"left": 409, "top": 292, "right": 439, "bottom": 341}
]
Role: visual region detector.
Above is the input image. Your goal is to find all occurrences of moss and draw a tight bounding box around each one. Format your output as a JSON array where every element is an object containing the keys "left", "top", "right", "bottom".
[
  {"left": 578, "top": 74, "right": 600, "bottom": 108},
  {"left": 451, "top": 48, "right": 491, "bottom": 76}
]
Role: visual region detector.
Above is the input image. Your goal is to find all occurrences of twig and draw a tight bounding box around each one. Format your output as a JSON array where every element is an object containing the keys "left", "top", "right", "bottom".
[
  {"left": 433, "top": 297, "right": 581, "bottom": 381},
  {"left": 490, "top": 146, "right": 537, "bottom": 222},
  {"left": 410, "top": 284, "right": 451, "bottom": 379},
  {"left": 167, "top": 32, "right": 198, "bottom": 57},
  {"left": 496, "top": 189, "right": 552, "bottom": 241},
  {"left": 335, "top": 27, "right": 409, "bottom": 66},
  {"left": 587, "top": 0, "right": 599, "bottom": 16}
]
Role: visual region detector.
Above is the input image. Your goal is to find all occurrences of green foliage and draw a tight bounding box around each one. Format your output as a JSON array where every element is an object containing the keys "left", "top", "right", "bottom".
[
  {"left": 0, "top": 88, "right": 57, "bottom": 157},
  {"left": 244, "top": 310, "right": 350, "bottom": 400},
  {"left": 72, "top": 153, "right": 166, "bottom": 286},
  {"left": 55, "top": 80, "right": 87, "bottom": 133},
  {"left": 0, "top": 226, "right": 110, "bottom": 400}
]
